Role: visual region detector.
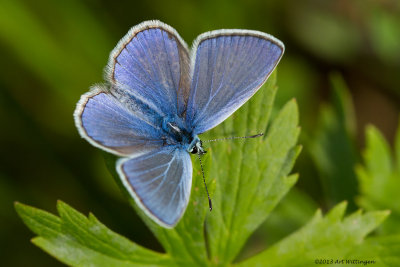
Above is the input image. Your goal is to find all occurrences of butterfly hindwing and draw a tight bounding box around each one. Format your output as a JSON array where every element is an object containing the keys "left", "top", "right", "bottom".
[
  {"left": 186, "top": 31, "right": 284, "bottom": 134},
  {"left": 117, "top": 147, "right": 192, "bottom": 228}
]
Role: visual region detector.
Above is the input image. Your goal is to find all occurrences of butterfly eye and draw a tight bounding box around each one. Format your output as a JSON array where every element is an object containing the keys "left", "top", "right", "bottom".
[{"left": 190, "top": 146, "right": 198, "bottom": 154}]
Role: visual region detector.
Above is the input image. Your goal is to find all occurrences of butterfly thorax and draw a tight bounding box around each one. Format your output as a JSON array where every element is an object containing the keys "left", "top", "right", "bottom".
[{"left": 162, "top": 117, "right": 205, "bottom": 155}]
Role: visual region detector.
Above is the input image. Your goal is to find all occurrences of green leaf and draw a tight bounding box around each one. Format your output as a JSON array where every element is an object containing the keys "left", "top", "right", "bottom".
[
  {"left": 348, "top": 235, "right": 400, "bottom": 266},
  {"left": 255, "top": 188, "right": 319, "bottom": 248},
  {"left": 16, "top": 69, "right": 397, "bottom": 266},
  {"left": 17, "top": 70, "right": 302, "bottom": 266},
  {"left": 105, "top": 71, "right": 301, "bottom": 266},
  {"left": 236, "top": 188, "right": 319, "bottom": 262},
  {"left": 15, "top": 202, "right": 173, "bottom": 266},
  {"left": 356, "top": 122, "right": 400, "bottom": 234},
  {"left": 203, "top": 72, "right": 300, "bottom": 264},
  {"left": 309, "top": 73, "right": 358, "bottom": 209},
  {"left": 237, "top": 202, "right": 390, "bottom": 267}
]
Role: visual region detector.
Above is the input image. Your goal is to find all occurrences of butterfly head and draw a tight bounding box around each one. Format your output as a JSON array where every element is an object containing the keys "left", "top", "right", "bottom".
[{"left": 188, "top": 136, "right": 206, "bottom": 155}]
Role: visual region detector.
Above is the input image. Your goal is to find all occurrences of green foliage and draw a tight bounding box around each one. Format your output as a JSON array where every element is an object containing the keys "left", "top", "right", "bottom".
[
  {"left": 0, "top": 0, "right": 111, "bottom": 104},
  {"left": 238, "top": 202, "right": 390, "bottom": 267},
  {"left": 16, "top": 200, "right": 395, "bottom": 267},
  {"left": 16, "top": 72, "right": 299, "bottom": 266},
  {"left": 203, "top": 73, "right": 300, "bottom": 264},
  {"left": 309, "top": 73, "right": 358, "bottom": 209},
  {"left": 15, "top": 201, "right": 173, "bottom": 267},
  {"left": 349, "top": 235, "right": 400, "bottom": 266},
  {"left": 3, "top": 1, "right": 399, "bottom": 266},
  {"left": 356, "top": 122, "right": 400, "bottom": 235},
  {"left": 288, "top": 4, "right": 362, "bottom": 64},
  {"left": 16, "top": 72, "right": 398, "bottom": 266},
  {"left": 254, "top": 188, "right": 318, "bottom": 249}
]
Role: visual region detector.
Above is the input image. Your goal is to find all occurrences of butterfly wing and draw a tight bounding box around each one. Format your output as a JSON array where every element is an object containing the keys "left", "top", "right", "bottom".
[
  {"left": 106, "top": 20, "right": 191, "bottom": 118},
  {"left": 185, "top": 30, "right": 284, "bottom": 134},
  {"left": 74, "top": 87, "right": 166, "bottom": 156},
  {"left": 117, "top": 147, "right": 192, "bottom": 228},
  {"left": 75, "top": 21, "right": 192, "bottom": 156}
]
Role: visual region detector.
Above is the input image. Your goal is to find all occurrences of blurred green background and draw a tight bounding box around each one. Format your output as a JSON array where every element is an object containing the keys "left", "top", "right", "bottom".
[{"left": 1, "top": 0, "right": 399, "bottom": 266}]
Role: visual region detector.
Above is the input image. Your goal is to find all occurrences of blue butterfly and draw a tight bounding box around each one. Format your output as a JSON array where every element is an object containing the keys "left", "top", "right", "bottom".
[{"left": 74, "top": 20, "right": 284, "bottom": 228}]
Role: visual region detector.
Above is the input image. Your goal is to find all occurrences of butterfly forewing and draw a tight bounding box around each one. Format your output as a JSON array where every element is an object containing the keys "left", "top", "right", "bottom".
[
  {"left": 186, "top": 31, "right": 284, "bottom": 134},
  {"left": 107, "top": 21, "right": 191, "bottom": 117}
]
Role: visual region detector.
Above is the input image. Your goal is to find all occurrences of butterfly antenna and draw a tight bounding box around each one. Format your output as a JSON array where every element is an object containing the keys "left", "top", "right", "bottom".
[
  {"left": 203, "top": 133, "right": 264, "bottom": 143},
  {"left": 198, "top": 154, "right": 212, "bottom": 211}
]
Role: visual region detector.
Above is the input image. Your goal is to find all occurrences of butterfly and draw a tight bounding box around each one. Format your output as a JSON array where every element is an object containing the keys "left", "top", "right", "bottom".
[{"left": 74, "top": 20, "right": 284, "bottom": 228}]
